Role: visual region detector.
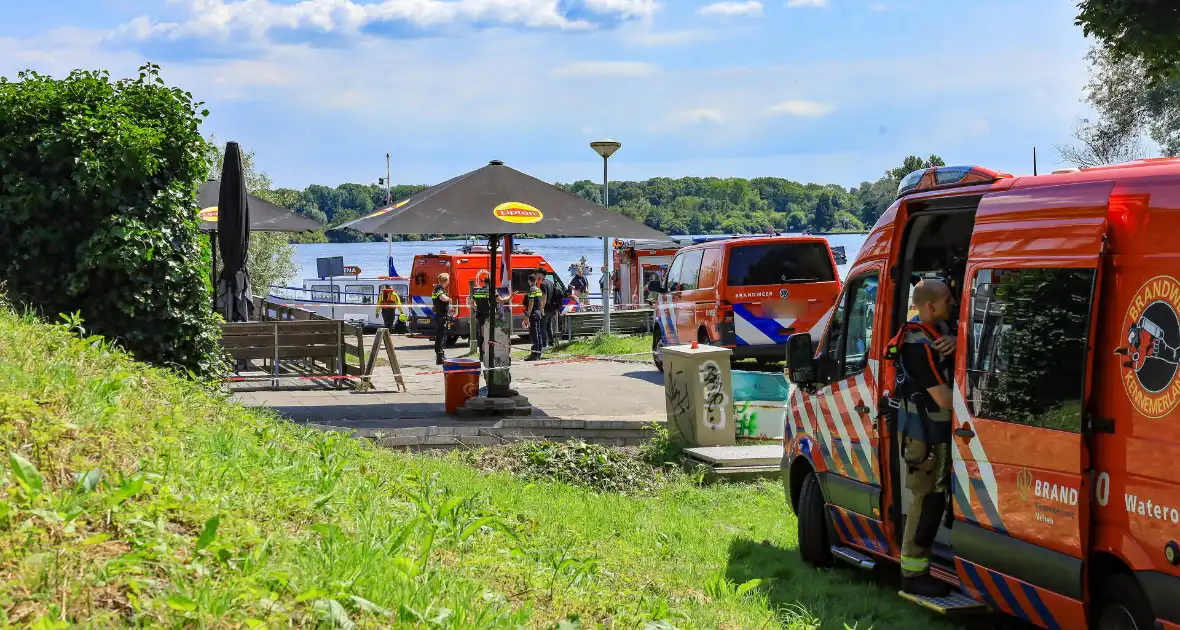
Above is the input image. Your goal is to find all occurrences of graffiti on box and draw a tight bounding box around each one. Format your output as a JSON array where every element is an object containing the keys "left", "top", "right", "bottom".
[{"left": 732, "top": 370, "right": 790, "bottom": 442}]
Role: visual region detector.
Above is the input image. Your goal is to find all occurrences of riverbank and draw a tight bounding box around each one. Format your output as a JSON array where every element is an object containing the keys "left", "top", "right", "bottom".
[{"left": 0, "top": 304, "right": 965, "bottom": 628}]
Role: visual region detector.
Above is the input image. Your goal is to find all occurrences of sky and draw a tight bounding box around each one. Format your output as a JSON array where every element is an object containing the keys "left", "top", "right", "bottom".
[{"left": 0, "top": 0, "right": 1095, "bottom": 190}]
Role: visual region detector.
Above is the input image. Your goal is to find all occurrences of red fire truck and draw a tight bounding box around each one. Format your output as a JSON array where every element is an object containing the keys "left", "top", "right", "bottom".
[{"left": 781, "top": 159, "right": 1180, "bottom": 629}]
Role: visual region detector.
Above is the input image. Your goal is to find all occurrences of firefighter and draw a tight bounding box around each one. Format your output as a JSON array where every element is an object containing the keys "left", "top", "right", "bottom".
[
  {"left": 431, "top": 273, "right": 452, "bottom": 365},
  {"left": 376, "top": 286, "right": 407, "bottom": 334},
  {"left": 524, "top": 273, "right": 545, "bottom": 361},
  {"left": 896, "top": 278, "right": 957, "bottom": 598}
]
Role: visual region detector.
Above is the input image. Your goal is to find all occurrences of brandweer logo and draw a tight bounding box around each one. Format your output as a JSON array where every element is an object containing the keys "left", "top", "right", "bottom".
[
  {"left": 1118, "top": 275, "right": 1180, "bottom": 417},
  {"left": 1017, "top": 468, "right": 1033, "bottom": 501}
]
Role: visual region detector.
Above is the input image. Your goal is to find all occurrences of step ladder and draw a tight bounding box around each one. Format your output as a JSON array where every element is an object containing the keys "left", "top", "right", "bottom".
[
  {"left": 831, "top": 545, "right": 876, "bottom": 570},
  {"left": 898, "top": 589, "right": 988, "bottom": 614}
]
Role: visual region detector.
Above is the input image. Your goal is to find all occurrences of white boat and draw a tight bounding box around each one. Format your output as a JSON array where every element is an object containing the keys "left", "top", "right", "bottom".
[{"left": 266, "top": 276, "right": 410, "bottom": 329}]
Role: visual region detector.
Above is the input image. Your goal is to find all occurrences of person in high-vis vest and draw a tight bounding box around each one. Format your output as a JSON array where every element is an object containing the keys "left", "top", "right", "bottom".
[
  {"left": 431, "top": 273, "right": 452, "bottom": 365},
  {"left": 376, "top": 286, "right": 407, "bottom": 334},
  {"left": 896, "top": 279, "right": 957, "bottom": 598},
  {"left": 524, "top": 274, "right": 545, "bottom": 361}
]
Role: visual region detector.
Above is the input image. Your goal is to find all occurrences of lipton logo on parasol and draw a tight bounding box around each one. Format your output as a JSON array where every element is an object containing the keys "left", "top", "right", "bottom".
[
  {"left": 199, "top": 207, "right": 218, "bottom": 221},
  {"left": 1118, "top": 275, "right": 1180, "bottom": 418},
  {"left": 493, "top": 202, "right": 543, "bottom": 224}
]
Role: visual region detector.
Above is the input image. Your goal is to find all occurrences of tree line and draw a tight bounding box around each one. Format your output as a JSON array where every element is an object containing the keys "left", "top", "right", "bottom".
[{"left": 263, "top": 155, "right": 945, "bottom": 243}]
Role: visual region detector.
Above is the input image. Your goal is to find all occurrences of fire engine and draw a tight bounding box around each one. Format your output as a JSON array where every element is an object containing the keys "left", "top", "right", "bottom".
[{"left": 780, "top": 159, "right": 1180, "bottom": 629}]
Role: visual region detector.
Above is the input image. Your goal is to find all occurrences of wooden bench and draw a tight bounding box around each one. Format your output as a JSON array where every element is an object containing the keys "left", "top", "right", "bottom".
[
  {"left": 559, "top": 308, "right": 654, "bottom": 340},
  {"left": 220, "top": 320, "right": 357, "bottom": 388},
  {"left": 253, "top": 297, "right": 368, "bottom": 378}
]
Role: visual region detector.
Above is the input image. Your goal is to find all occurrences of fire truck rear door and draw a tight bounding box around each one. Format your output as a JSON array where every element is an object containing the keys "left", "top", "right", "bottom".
[{"left": 951, "top": 180, "right": 1112, "bottom": 627}]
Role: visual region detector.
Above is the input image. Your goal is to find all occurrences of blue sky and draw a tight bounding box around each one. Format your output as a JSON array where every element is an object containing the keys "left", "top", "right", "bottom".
[{"left": 1, "top": 0, "right": 1094, "bottom": 190}]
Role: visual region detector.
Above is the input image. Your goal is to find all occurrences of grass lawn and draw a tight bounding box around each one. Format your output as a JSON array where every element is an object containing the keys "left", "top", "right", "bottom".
[
  {"left": 511, "top": 333, "right": 652, "bottom": 361},
  {"left": 0, "top": 305, "right": 971, "bottom": 628}
]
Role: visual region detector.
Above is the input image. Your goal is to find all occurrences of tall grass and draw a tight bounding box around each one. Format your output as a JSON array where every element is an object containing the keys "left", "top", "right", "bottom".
[{"left": 0, "top": 304, "right": 963, "bottom": 628}]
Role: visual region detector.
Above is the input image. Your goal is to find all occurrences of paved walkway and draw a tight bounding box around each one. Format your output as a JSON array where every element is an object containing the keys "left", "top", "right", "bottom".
[{"left": 231, "top": 334, "right": 666, "bottom": 435}]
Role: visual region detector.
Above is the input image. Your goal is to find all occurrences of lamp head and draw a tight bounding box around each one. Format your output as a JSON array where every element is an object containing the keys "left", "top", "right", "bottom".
[{"left": 590, "top": 140, "right": 622, "bottom": 159}]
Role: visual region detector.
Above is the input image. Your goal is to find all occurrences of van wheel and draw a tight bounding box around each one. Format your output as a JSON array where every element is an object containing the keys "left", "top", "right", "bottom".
[
  {"left": 652, "top": 329, "right": 665, "bottom": 372},
  {"left": 798, "top": 472, "right": 833, "bottom": 567},
  {"left": 446, "top": 335, "right": 460, "bottom": 347},
  {"left": 1094, "top": 574, "right": 1155, "bottom": 630}
]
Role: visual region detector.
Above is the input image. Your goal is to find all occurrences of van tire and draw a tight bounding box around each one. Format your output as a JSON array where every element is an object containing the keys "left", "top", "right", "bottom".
[
  {"left": 798, "top": 472, "right": 833, "bottom": 567},
  {"left": 446, "top": 335, "right": 460, "bottom": 347},
  {"left": 1094, "top": 574, "right": 1155, "bottom": 630},
  {"left": 652, "top": 329, "right": 665, "bottom": 372}
]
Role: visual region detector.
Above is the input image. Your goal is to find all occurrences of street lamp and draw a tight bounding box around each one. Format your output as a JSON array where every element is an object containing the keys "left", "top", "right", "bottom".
[{"left": 590, "top": 139, "right": 621, "bottom": 334}]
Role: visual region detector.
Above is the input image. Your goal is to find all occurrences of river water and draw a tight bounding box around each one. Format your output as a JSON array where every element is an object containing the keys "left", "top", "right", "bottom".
[{"left": 291, "top": 233, "right": 871, "bottom": 286}]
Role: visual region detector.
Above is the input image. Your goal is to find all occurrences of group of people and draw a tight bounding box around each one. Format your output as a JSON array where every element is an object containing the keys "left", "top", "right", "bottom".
[
  {"left": 426, "top": 267, "right": 569, "bottom": 365},
  {"left": 568, "top": 265, "right": 623, "bottom": 305}
]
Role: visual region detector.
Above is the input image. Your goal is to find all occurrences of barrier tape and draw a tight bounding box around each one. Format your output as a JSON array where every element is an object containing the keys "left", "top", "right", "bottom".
[
  {"left": 264, "top": 302, "right": 655, "bottom": 311},
  {"left": 221, "top": 349, "right": 656, "bottom": 382}
]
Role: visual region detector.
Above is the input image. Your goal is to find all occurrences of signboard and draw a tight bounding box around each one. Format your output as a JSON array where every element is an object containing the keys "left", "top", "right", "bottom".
[
  {"left": 316, "top": 256, "right": 345, "bottom": 279},
  {"left": 343, "top": 266, "right": 361, "bottom": 276}
]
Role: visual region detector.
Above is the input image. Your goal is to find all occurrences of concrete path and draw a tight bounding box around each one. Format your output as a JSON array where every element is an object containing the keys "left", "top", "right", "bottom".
[{"left": 230, "top": 334, "right": 667, "bottom": 437}]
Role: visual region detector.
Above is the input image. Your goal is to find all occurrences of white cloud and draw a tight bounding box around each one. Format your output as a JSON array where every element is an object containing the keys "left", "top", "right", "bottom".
[
  {"left": 869, "top": 3, "right": 890, "bottom": 10},
  {"left": 551, "top": 60, "right": 660, "bottom": 77},
  {"left": 699, "top": 1, "right": 763, "bottom": 17},
  {"left": 658, "top": 108, "right": 726, "bottom": 130},
  {"left": 786, "top": 0, "right": 827, "bottom": 7},
  {"left": 766, "top": 100, "right": 834, "bottom": 117},
  {"left": 109, "top": 0, "right": 658, "bottom": 44},
  {"left": 624, "top": 27, "right": 714, "bottom": 46}
]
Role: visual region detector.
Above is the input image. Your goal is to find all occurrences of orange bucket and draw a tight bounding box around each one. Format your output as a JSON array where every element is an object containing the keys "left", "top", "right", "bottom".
[{"left": 443, "top": 358, "right": 481, "bottom": 413}]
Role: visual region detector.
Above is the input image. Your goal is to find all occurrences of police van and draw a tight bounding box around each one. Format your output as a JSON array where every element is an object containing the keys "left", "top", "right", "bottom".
[{"left": 780, "top": 159, "right": 1180, "bottom": 629}]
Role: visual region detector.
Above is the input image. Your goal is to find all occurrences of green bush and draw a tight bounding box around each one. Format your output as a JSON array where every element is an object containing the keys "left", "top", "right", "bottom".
[
  {"left": 0, "top": 64, "right": 222, "bottom": 376},
  {"left": 467, "top": 440, "right": 673, "bottom": 494}
]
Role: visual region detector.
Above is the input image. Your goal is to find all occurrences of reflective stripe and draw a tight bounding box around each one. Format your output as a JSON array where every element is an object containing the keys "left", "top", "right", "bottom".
[{"left": 900, "top": 556, "right": 929, "bottom": 572}]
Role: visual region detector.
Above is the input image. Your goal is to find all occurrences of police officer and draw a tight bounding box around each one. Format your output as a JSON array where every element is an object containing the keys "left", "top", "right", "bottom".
[
  {"left": 431, "top": 272, "right": 452, "bottom": 365},
  {"left": 898, "top": 278, "right": 957, "bottom": 598},
  {"left": 537, "top": 267, "right": 555, "bottom": 349},
  {"left": 524, "top": 274, "right": 545, "bottom": 361}
]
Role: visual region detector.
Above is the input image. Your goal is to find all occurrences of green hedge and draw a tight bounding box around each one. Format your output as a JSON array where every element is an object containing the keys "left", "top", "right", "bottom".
[{"left": 0, "top": 64, "right": 222, "bottom": 376}]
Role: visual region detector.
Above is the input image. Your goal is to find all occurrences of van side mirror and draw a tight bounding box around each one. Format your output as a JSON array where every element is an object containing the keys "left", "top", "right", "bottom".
[{"left": 786, "top": 333, "right": 817, "bottom": 384}]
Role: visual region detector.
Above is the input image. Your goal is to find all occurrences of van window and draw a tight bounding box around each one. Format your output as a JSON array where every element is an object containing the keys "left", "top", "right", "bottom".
[
  {"left": 698, "top": 248, "right": 722, "bottom": 289},
  {"left": 666, "top": 255, "right": 686, "bottom": 292},
  {"left": 841, "top": 273, "right": 878, "bottom": 377},
  {"left": 965, "top": 268, "right": 1095, "bottom": 432},
  {"left": 678, "top": 250, "right": 705, "bottom": 291},
  {"left": 726, "top": 242, "right": 836, "bottom": 286},
  {"left": 511, "top": 269, "right": 535, "bottom": 292}
]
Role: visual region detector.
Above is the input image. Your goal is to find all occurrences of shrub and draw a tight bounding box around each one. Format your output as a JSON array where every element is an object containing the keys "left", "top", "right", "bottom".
[
  {"left": 467, "top": 440, "right": 672, "bottom": 494},
  {"left": 0, "top": 64, "right": 222, "bottom": 375}
]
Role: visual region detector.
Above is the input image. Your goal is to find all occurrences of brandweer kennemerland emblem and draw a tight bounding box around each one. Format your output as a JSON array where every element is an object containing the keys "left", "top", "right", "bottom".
[
  {"left": 1016, "top": 468, "right": 1034, "bottom": 501},
  {"left": 1118, "top": 275, "right": 1180, "bottom": 418}
]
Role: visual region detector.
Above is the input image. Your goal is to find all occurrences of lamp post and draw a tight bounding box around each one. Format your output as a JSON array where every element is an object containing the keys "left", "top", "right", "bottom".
[{"left": 590, "top": 139, "right": 621, "bottom": 334}]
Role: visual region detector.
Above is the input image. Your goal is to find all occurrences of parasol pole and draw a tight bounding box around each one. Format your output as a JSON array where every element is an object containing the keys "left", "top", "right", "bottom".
[
  {"left": 211, "top": 231, "right": 218, "bottom": 310},
  {"left": 487, "top": 233, "right": 498, "bottom": 392}
]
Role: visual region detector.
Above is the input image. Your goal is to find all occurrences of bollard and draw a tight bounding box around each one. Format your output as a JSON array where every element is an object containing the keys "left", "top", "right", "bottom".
[{"left": 661, "top": 344, "right": 735, "bottom": 448}]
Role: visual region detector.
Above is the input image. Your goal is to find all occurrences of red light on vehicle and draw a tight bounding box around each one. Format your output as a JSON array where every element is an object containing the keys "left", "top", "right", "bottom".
[{"left": 1109, "top": 192, "right": 1149, "bottom": 230}]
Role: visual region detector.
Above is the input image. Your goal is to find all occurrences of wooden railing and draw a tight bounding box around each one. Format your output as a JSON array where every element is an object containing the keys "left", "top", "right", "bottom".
[{"left": 219, "top": 297, "right": 369, "bottom": 384}]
